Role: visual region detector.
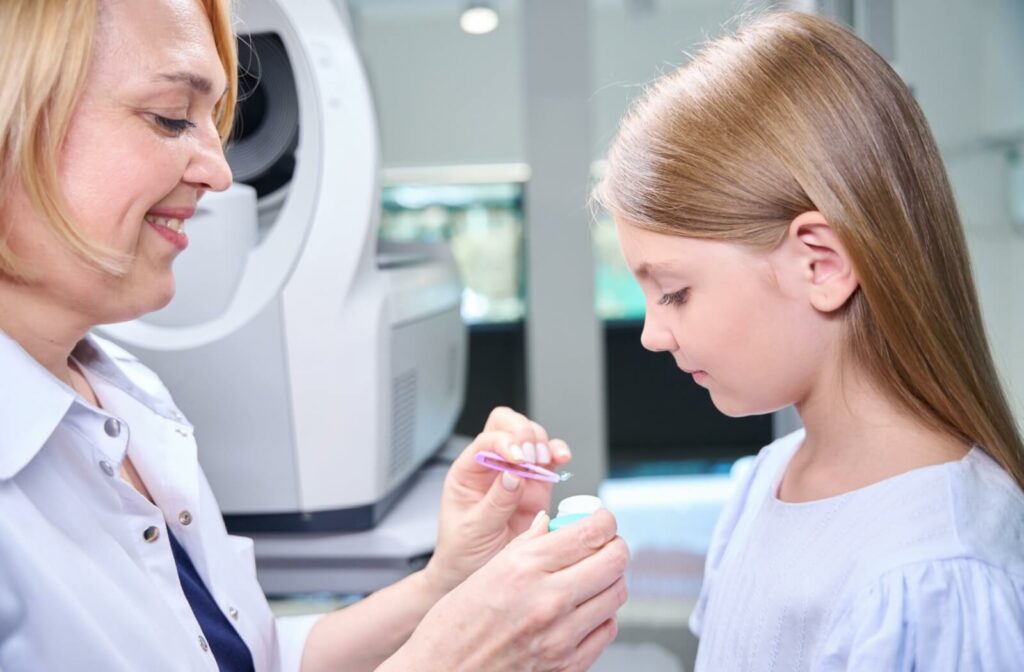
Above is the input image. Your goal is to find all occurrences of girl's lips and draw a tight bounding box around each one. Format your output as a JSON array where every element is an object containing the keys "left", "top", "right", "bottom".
[{"left": 681, "top": 366, "right": 708, "bottom": 383}]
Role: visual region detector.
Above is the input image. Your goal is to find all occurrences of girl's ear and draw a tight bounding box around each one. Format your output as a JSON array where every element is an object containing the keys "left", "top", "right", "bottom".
[{"left": 786, "top": 211, "right": 859, "bottom": 313}]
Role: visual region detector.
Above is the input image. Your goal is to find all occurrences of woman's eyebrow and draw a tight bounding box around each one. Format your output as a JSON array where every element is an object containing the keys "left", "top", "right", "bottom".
[{"left": 153, "top": 71, "right": 228, "bottom": 97}]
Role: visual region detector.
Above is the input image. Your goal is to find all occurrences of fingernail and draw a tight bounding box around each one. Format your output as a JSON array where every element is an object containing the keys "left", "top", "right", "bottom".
[
  {"left": 531, "top": 510, "right": 549, "bottom": 529},
  {"left": 523, "top": 442, "right": 536, "bottom": 463},
  {"left": 509, "top": 444, "right": 524, "bottom": 462},
  {"left": 537, "top": 443, "right": 551, "bottom": 464},
  {"left": 502, "top": 472, "right": 521, "bottom": 491},
  {"left": 555, "top": 445, "right": 570, "bottom": 460}
]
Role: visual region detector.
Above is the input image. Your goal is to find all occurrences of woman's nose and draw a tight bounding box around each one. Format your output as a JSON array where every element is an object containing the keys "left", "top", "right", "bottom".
[
  {"left": 184, "top": 123, "right": 233, "bottom": 193},
  {"left": 640, "top": 313, "right": 677, "bottom": 353}
]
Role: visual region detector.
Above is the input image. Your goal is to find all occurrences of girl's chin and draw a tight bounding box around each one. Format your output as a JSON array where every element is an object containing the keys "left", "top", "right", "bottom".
[{"left": 708, "top": 391, "right": 774, "bottom": 419}]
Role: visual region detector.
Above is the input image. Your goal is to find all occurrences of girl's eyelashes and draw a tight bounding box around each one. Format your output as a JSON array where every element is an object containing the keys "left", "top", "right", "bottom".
[
  {"left": 152, "top": 114, "right": 196, "bottom": 135},
  {"left": 658, "top": 288, "right": 690, "bottom": 306}
]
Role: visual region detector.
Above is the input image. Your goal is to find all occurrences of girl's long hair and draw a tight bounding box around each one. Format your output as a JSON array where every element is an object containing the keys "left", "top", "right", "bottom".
[{"left": 595, "top": 11, "right": 1024, "bottom": 491}]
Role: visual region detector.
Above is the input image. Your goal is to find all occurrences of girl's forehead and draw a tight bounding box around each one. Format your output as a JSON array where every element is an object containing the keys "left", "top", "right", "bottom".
[
  {"left": 614, "top": 218, "right": 704, "bottom": 265},
  {"left": 613, "top": 217, "right": 766, "bottom": 280}
]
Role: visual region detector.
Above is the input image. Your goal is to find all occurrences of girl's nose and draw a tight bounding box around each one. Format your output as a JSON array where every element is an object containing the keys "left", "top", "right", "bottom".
[{"left": 640, "top": 313, "right": 677, "bottom": 353}]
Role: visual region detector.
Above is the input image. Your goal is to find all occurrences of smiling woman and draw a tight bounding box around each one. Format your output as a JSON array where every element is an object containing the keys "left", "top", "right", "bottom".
[
  {"left": 0, "top": 0, "right": 236, "bottom": 284},
  {"left": 5, "top": 2, "right": 232, "bottom": 329}
]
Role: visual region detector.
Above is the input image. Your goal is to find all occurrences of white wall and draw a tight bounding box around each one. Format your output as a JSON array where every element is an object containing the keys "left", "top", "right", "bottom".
[
  {"left": 349, "top": 1, "right": 525, "bottom": 167},
  {"left": 897, "top": 0, "right": 1024, "bottom": 426},
  {"left": 348, "top": 0, "right": 748, "bottom": 167}
]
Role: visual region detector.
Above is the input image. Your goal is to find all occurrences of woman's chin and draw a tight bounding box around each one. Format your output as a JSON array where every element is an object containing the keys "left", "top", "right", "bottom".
[
  {"left": 111, "top": 280, "right": 177, "bottom": 324},
  {"left": 147, "top": 281, "right": 177, "bottom": 314}
]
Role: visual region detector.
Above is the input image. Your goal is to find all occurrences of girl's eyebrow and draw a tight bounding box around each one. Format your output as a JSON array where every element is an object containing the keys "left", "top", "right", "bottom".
[{"left": 634, "top": 260, "right": 682, "bottom": 279}]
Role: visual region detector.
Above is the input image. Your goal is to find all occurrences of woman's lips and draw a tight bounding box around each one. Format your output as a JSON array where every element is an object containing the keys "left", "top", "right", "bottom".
[{"left": 145, "top": 212, "right": 191, "bottom": 251}]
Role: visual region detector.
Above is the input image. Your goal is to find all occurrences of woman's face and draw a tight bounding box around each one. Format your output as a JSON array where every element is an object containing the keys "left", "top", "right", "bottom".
[
  {"left": 3, "top": 0, "right": 231, "bottom": 325},
  {"left": 614, "top": 218, "right": 833, "bottom": 417}
]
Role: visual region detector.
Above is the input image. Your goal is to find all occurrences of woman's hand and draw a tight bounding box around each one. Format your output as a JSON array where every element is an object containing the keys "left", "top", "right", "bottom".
[
  {"left": 423, "top": 406, "right": 573, "bottom": 594},
  {"left": 386, "top": 509, "right": 629, "bottom": 672}
]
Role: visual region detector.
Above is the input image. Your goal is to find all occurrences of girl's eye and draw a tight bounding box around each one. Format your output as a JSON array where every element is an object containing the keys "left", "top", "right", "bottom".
[
  {"left": 153, "top": 115, "right": 196, "bottom": 135},
  {"left": 658, "top": 288, "right": 689, "bottom": 306}
]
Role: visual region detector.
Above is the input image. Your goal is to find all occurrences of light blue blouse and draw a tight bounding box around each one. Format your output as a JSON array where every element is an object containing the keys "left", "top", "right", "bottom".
[{"left": 690, "top": 430, "right": 1024, "bottom": 671}]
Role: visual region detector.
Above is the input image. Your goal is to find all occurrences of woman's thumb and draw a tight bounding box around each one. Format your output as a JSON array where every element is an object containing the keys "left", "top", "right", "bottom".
[{"left": 480, "top": 468, "right": 528, "bottom": 519}]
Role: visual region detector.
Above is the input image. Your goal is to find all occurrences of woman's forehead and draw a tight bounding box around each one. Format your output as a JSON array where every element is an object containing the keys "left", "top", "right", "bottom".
[{"left": 95, "top": 0, "right": 223, "bottom": 90}]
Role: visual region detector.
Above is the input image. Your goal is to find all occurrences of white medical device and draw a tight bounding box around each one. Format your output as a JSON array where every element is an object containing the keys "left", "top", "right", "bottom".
[{"left": 99, "top": 0, "right": 466, "bottom": 532}]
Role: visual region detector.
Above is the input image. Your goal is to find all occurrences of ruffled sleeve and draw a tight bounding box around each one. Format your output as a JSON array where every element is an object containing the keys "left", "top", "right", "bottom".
[{"left": 818, "top": 558, "right": 1024, "bottom": 671}]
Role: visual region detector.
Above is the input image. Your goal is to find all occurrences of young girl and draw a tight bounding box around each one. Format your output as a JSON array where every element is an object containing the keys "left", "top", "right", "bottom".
[{"left": 595, "top": 11, "right": 1024, "bottom": 671}]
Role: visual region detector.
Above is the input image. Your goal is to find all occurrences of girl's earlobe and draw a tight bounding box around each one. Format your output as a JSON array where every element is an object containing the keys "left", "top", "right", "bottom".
[
  {"left": 789, "top": 212, "right": 860, "bottom": 313},
  {"left": 809, "top": 284, "right": 857, "bottom": 313}
]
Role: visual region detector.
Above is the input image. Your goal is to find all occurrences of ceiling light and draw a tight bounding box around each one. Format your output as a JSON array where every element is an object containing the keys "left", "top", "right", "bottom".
[{"left": 460, "top": 3, "right": 499, "bottom": 35}]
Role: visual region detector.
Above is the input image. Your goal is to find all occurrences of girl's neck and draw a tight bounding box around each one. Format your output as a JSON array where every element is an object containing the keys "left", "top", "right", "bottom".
[{"left": 781, "top": 359, "right": 969, "bottom": 503}]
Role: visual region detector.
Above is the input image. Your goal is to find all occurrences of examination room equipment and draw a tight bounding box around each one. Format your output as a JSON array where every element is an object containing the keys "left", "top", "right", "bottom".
[{"left": 98, "top": 0, "right": 467, "bottom": 590}]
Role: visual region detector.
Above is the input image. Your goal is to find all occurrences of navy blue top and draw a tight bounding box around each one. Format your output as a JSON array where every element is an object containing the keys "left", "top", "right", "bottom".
[{"left": 167, "top": 528, "right": 256, "bottom": 672}]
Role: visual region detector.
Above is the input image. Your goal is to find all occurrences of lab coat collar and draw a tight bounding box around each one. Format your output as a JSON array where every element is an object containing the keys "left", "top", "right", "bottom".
[
  {"left": 70, "top": 335, "right": 190, "bottom": 426},
  {"left": 0, "top": 328, "right": 77, "bottom": 480},
  {"left": 0, "top": 329, "right": 192, "bottom": 481},
  {"left": 70, "top": 335, "right": 203, "bottom": 533}
]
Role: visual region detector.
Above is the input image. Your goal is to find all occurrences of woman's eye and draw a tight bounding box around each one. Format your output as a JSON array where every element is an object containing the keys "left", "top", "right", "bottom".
[
  {"left": 153, "top": 115, "right": 196, "bottom": 135},
  {"left": 658, "top": 288, "right": 689, "bottom": 306}
]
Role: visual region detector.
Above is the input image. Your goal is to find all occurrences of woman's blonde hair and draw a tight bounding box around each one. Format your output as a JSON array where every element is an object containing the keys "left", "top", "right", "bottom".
[
  {"left": 0, "top": 0, "right": 238, "bottom": 279},
  {"left": 595, "top": 11, "right": 1024, "bottom": 491}
]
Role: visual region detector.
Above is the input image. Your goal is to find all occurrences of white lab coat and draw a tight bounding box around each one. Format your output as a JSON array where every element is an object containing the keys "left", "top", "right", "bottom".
[{"left": 0, "top": 330, "right": 319, "bottom": 671}]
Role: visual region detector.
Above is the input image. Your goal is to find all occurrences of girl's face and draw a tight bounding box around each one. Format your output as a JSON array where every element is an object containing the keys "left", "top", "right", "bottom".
[
  {"left": 1, "top": 0, "right": 231, "bottom": 325},
  {"left": 614, "top": 218, "right": 835, "bottom": 417}
]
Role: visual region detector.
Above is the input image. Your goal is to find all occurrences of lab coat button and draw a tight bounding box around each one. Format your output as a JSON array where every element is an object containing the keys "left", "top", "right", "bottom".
[
  {"left": 178, "top": 510, "right": 192, "bottom": 526},
  {"left": 228, "top": 606, "right": 239, "bottom": 620},
  {"left": 198, "top": 634, "right": 209, "bottom": 652},
  {"left": 143, "top": 526, "right": 161, "bottom": 543},
  {"left": 99, "top": 460, "right": 114, "bottom": 477},
  {"left": 103, "top": 417, "right": 121, "bottom": 437}
]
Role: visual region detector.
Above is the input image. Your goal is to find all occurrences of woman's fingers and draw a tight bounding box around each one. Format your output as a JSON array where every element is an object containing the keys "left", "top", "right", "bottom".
[
  {"left": 479, "top": 456, "right": 531, "bottom": 507},
  {"left": 480, "top": 406, "right": 572, "bottom": 467},
  {"left": 483, "top": 407, "right": 546, "bottom": 462},
  {"left": 528, "top": 420, "right": 553, "bottom": 464},
  {"left": 569, "top": 618, "right": 620, "bottom": 672},
  {"left": 558, "top": 535, "right": 631, "bottom": 606},
  {"left": 452, "top": 430, "right": 517, "bottom": 471},
  {"left": 547, "top": 438, "right": 572, "bottom": 465},
  {"left": 525, "top": 509, "right": 619, "bottom": 572},
  {"left": 483, "top": 406, "right": 529, "bottom": 434},
  {"left": 544, "top": 576, "right": 627, "bottom": 657}
]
